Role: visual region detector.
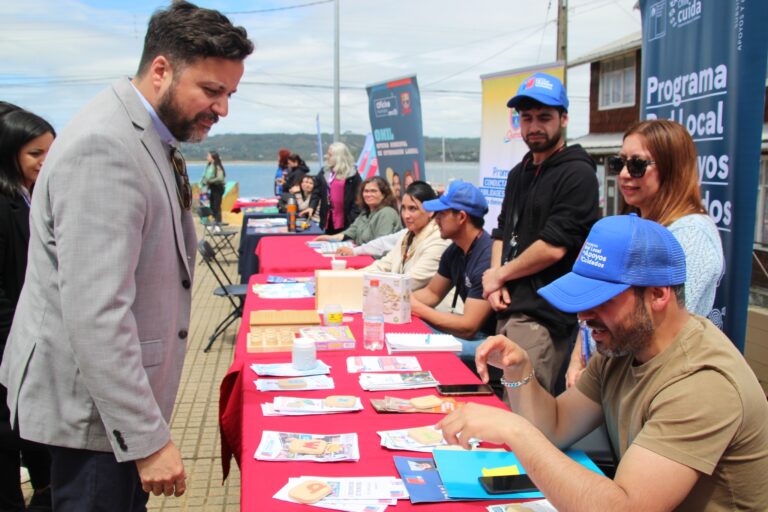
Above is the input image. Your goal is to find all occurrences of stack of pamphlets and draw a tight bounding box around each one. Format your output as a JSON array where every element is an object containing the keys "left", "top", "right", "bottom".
[
  {"left": 393, "top": 456, "right": 454, "bottom": 504},
  {"left": 385, "top": 333, "right": 461, "bottom": 353},
  {"left": 255, "top": 375, "right": 335, "bottom": 391},
  {"left": 377, "top": 425, "right": 447, "bottom": 452},
  {"left": 486, "top": 501, "right": 557, "bottom": 512},
  {"left": 250, "top": 361, "right": 331, "bottom": 377},
  {"left": 273, "top": 476, "right": 408, "bottom": 511},
  {"left": 299, "top": 325, "right": 356, "bottom": 350},
  {"left": 346, "top": 356, "right": 421, "bottom": 373},
  {"left": 248, "top": 217, "right": 287, "bottom": 228},
  {"left": 255, "top": 431, "right": 360, "bottom": 462},
  {"left": 358, "top": 371, "right": 438, "bottom": 391},
  {"left": 261, "top": 396, "right": 364, "bottom": 416},
  {"left": 306, "top": 240, "right": 355, "bottom": 255},
  {"left": 370, "top": 396, "right": 462, "bottom": 414},
  {"left": 251, "top": 282, "right": 315, "bottom": 299}
]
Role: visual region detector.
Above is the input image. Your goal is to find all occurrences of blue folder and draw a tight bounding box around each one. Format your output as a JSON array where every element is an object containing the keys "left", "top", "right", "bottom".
[{"left": 433, "top": 448, "right": 603, "bottom": 500}]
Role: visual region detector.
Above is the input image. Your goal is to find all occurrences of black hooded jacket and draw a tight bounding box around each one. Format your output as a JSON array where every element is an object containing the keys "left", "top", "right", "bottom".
[{"left": 491, "top": 144, "right": 600, "bottom": 338}]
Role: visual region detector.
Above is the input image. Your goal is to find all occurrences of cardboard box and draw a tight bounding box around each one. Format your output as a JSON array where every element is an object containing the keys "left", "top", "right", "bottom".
[
  {"left": 315, "top": 270, "right": 364, "bottom": 313},
  {"left": 363, "top": 272, "right": 411, "bottom": 324}
]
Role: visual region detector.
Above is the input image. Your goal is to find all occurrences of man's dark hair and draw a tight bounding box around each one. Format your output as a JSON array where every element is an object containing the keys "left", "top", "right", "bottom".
[
  {"left": 137, "top": 1, "right": 254, "bottom": 76},
  {"left": 515, "top": 97, "right": 566, "bottom": 116},
  {"left": 446, "top": 208, "right": 485, "bottom": 229},
  {"left": 632, "top": 285, "right": 686, "bottom": 308}
]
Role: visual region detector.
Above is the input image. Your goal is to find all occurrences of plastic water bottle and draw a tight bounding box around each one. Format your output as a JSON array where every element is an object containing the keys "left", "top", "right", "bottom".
[{"left": 363, "top": 279, "right": 385, "bottom": 350}]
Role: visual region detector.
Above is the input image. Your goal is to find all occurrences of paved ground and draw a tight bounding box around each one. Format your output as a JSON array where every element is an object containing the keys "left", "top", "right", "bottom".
[{"left": 21, "top": 220, "right": 244, "bottom": 510}]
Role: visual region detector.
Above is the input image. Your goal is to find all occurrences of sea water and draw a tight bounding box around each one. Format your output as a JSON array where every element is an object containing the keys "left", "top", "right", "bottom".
[{"left": 187, "top": 161, "right": 482, "bottom": 198}]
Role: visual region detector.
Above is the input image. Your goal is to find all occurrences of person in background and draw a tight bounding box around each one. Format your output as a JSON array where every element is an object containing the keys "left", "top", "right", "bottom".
[
  {"left": 315, "top": 176, "right": 400, "bottom": 245},
  {"left": 565, "top": 119, "right": 724, "bottom": 388},
  {"left": 481, "top": 72, "right": 600, "bottom": 394},
  {"left": 294, "top": 174, "right": 320, "bottom": 223},
  {"left": 441, "top": 215, "right": 768, "bottom": 511},
  {"left": 411, "top": 180, "right": 495, "bottom": 356},
  {"left": 403, "top": 170, "right": 414, "bottom": 189},
  {"left": 199, "top": 150, "right": 226, "bottom": 224},
  {"left": 360, "top": 181, "right": 450, "bottom": 291},
  {"left": 0, "top": 109, "right": 56, "bottom": 511},
  {"left": 273, "top": 147, "right": 290, "bottom": 196},
  {"left": 0, "top": 2, "right": 253, "bottom": 508},
  {"left": 390, "top": 171, "right": 402, "bottom": 199},
  {"left": 283, "top": 152, "right": 310, "bottom": 193},
  {"left": 311, "top": 141, "right": 362, "bottom": 234}
]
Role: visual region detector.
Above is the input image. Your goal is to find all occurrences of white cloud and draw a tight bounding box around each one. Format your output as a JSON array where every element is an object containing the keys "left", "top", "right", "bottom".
[{"left": 0, "top": 0, "right": 641, "bottom": 138}]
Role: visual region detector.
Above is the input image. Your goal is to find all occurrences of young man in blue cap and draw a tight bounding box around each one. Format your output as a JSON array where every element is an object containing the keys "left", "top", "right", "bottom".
[
  {"left": 410, "top": 181, "right": 495, "bottom": 356},
  {"left": 482, "top": 71, "right": 600, "bottom": 393},
  {"left": 440, "top": 214, "right": 768, "bottom": 511}
]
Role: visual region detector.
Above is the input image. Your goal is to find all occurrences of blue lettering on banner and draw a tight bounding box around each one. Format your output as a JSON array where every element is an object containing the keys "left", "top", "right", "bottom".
[
  {"left": 640, "top": 0, "right": 768, "bottom": 350},
  {"left": 483, "top": 178, "right": 507, "bottom": 189},
  {"left": 374, "top": 128, "right": 394, "bottom": 142},
  {"left": 479, "top": 187, "right": 505, "bottom": 199}
]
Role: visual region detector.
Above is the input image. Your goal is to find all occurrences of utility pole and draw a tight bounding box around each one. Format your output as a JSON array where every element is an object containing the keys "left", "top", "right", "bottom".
[
  {"left": 556, "top": 0, "right": 567, "bottom": 89},
  {"left": 333, "top": 0, "right": 340, "bottom": 142}
]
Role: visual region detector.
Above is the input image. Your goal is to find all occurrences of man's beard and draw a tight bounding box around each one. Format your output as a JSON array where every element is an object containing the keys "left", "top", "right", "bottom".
[
  {"left": 590, "top": 299, "right": 654, "bottom": 358},
  {"left": 523, "top": 127, "right": 563, "bottom": 154},
  {"left": 156, "top": 86, "right": 218, "bottom": 143}
]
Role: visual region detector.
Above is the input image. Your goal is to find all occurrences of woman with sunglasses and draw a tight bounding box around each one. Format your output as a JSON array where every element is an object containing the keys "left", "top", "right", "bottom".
[
  {"left": 0, "top": 108, "right": 55, "bottom": 511},
  {"left": 565, "top": 119, "right": 724, "bottom": 387}
]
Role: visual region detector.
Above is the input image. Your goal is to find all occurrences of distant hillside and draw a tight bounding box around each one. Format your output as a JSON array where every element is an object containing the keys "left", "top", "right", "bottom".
[{"left": 181, "top": 132, "right": 479, "bottom": 162}]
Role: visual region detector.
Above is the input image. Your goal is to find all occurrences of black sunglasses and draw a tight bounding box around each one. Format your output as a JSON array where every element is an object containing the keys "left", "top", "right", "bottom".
[
  {"left": 606, "top": 155, "right": 656, "bottom": 178},
  {"left": 170, "top": 147, "right": 192, "bottom": 211}
]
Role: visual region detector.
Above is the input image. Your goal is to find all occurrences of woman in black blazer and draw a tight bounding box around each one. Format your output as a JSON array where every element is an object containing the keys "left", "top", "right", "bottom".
[
  {"left": 310, "top": 142, "right": 362, "bottom": 234},
  {"left": 0, "top": 108, "right": 55, "bottom": 511}
]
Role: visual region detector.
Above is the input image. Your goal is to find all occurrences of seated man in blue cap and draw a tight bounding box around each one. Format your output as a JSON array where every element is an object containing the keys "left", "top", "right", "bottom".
[
  {"left": 410, "top": 180, "right": 495, "bottom": 359},
  {"left": 438, "top": 214, "right": 768, "bottom": 511},
  {"left": 482, "top": 71, "right": 600, "bottom": 394}
]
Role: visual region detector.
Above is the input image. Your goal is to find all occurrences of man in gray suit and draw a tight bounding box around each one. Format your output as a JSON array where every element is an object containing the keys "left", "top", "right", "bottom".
[{"left": 0, "top": 2, "right": 252, "bottom": 510}]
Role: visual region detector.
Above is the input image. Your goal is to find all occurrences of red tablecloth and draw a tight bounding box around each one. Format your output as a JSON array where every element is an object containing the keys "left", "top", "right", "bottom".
[
  {"left": 231, "top": 197, "right": 279, "bottom": 213},
  {"left": 256, "top": 235, "right": 374, "bottom": 274},
  {"left": 219, "top": 273, "right": 510, "bottom": 511}
]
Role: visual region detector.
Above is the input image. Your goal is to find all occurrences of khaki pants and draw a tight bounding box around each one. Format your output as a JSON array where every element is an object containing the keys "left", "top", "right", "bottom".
[{"left": 497, "top": 313, "right": 571, "bottom": 394}]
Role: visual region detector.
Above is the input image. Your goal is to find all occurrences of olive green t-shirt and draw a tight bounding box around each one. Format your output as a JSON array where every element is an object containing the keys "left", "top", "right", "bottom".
[{"left": 577, "top": 316, "right": 768, "bottom": 511}]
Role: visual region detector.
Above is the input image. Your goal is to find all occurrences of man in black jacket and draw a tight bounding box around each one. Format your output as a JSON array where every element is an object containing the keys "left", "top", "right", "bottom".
[{"left": 482, "top": 72, "right": 600, "bottom": 393}]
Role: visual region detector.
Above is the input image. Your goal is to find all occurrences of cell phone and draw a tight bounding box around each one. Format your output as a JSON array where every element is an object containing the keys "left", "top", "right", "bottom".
[
  {"left": 478, "top": 474, "right": 538, "bottom": 494},
  {"left": 436, "top": 384, "right": 493, "bottom": 396}
]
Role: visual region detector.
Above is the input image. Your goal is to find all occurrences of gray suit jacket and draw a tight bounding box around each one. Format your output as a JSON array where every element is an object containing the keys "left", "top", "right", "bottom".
[{"left": 0, "top": 78, "right": 197, "bottom": 462}]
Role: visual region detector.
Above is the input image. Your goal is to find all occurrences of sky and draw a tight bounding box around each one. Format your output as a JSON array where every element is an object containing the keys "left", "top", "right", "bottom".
[{"left": 0, "top": 0, "right": 641, "bottom": 140}]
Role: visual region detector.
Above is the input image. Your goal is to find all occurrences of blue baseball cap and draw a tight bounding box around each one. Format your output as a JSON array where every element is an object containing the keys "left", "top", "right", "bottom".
[
  {"left": 422, "top": 180, "right": 488, "bottom": 219},
  {"left": 537, "top": 214, "right": 686, "bottom": 313},
  {"left": 506, "top": 72, "right": 569, "bottom": 111}
]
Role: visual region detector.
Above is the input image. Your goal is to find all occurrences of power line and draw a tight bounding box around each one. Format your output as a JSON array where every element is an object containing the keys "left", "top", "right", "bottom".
[{"left": 225, "top": 0, "right": 333, "bottom": 15}]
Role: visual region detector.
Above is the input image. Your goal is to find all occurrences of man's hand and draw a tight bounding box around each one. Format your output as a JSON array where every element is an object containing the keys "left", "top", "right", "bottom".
[
  {"left": 486, "top": 289, "right": 511, "bottom": 311},
  {"left": 135, "top": 441, "right": 186, "bottom": 497},
  {"left": 438, "top": 402, "right": 527, "bottom": 449},
  {"left": 475, "top": 335, "right": 531, "bottom": 384},
  {"left": 482, "top": 267, "right": 505, "bottom": 298}
]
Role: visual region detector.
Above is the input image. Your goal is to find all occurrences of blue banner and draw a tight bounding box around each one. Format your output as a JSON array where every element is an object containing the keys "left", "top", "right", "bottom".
[
  {"left": 366, "top": 75, "right": 427, "bottom": 199},
  {"left": 640, "top": 0, "right": 768, "bottom": 350}
]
